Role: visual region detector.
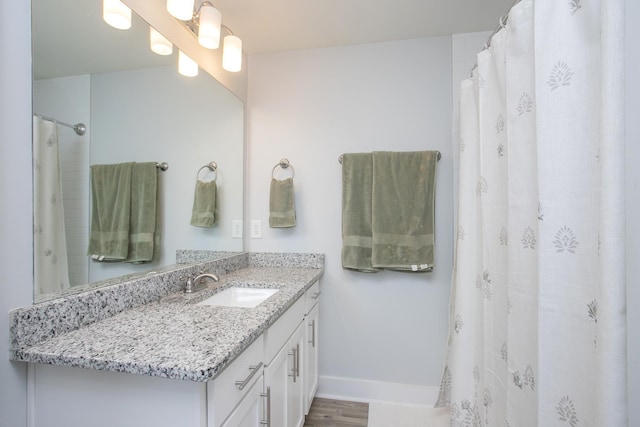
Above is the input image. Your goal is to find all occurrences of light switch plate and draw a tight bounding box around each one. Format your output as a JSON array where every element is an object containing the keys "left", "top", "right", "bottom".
[
  {"left": 250, "top": 220, "right": 262, "bottom": 239},
  {"left": 232, "top": 220, "right": 243, "bottom": 238}
]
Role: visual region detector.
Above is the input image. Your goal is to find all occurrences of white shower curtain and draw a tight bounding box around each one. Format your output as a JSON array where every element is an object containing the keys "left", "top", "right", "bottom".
[
  {"left": 437, "top": 0, "right": 626, "bottom": 425},
  {"left": 33, "top": 117, "right": 70, "bottom": 296}
]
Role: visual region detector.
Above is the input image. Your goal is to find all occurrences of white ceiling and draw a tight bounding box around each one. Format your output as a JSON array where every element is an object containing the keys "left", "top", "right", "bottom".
[
  {"left": 211, "top": 0, "right": 514, "bottom": 54},
  {"left": 32, "top": 0, "right": 514, "bottom": 79}
]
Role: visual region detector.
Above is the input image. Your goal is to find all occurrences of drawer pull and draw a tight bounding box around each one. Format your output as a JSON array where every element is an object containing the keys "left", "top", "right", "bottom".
[
  {"left": 260, "top": 386, "right": 271, "bottom": 426},
  {"left": 234, "top": 362, "right": 264, "bottom": 391},
  {"left": 311, "top": 291, "right": 322, "bottom": 300}
]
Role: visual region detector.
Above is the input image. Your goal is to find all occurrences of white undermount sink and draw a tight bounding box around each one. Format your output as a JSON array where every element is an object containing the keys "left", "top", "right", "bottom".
[{"left": 197, "top": 287, "right": 279, "bottom": 308}]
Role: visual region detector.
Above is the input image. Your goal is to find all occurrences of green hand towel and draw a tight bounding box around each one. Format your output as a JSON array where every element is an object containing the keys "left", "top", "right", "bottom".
[
  {"left": 371, "top": 151, "right": 438, "bottom": 272},
  {"left": 269, "top": 178, "right": 296, "bottom": 228},
  {"left": 190, "top": 180, "right": 217, "bottom": 227},
  {"left": 126, "top": 162, "right": 158, "bottom": 264},
  {"left": 88, "top": 162, "right": 133, "bottom": 260},
  {"left": 341, "top": 153, "right": 380, "bottom": 273}
]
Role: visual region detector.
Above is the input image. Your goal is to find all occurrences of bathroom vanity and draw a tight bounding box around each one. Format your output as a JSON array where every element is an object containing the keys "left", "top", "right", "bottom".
[{"left": 10, "top": 253, "right": 323, "bottom": 427}]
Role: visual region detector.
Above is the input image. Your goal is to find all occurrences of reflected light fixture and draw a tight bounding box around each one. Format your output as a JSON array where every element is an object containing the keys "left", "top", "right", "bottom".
[
  {"left": 167, "top": 0, "right": 195, "bottom": 21},
  {"left": 169, "top": 1, "right": 243, "bottom": 72},
  {"left": 150, "top": 27, "right": 174, "bottom": 56},
  {"left": 222, "top": 31, "right": 242, "bottom": 73},
  {"left": 198, "top": 2, "right": 222, "bottom": 49},
  {"left": 103, "top": 0, "right": 132, "bottom": 30},
  {"left": 178, "top": 50, "right": 199, "bottom": 77}
]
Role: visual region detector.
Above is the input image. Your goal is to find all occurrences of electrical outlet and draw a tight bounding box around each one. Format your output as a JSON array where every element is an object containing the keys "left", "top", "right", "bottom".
[
  {"left": 250, "top": 220, "right": 262, "bottom": 239},
  {"left": 232, "top": 220, "right": 243, "bottom": 238}
]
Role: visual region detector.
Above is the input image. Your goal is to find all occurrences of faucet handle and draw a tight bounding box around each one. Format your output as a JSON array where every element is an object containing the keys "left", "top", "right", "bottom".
[{"left": 184, "top": 276, "right": 196, "bottom": 293}]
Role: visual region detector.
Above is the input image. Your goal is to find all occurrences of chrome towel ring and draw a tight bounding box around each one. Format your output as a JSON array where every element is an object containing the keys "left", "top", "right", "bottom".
[
  {"left": 272, "top": 158, "right": 295, "bottom": 179},
  {"left": 196, "top": 161, "right": 217, "bottom": 181}
]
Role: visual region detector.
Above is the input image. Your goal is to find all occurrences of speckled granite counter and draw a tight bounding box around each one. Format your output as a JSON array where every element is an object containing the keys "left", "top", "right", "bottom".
[{"left": 9, "top": 253, "right": 323, "bottom": 382}]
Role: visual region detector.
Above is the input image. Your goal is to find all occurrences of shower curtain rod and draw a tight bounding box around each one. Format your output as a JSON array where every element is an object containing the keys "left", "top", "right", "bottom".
[
  {"left": 469, "top": 0, "right": 523, "bottom": 76},
  {"left": 34, "top": 114, "right": 86, "bottom": 136}
]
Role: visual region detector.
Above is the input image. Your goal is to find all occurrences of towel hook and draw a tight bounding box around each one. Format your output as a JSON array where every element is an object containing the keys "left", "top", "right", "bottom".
[
  {"left": 196, "top": 161, "right": 217, "bottom": 181},
  {"left": 272, "top": 158, "right": 295, "bottom": 179}
]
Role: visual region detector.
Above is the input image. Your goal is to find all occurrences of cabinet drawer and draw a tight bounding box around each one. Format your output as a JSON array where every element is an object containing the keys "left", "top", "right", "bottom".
[
  {"left": 304, "top": 280, "right": 321, "bottom": 314},
  {"left": 207, "top": 335, "right": 264, "bottom": 427},
  {"left": 264, "top": 296, "right": 305, "bottom": 365}
]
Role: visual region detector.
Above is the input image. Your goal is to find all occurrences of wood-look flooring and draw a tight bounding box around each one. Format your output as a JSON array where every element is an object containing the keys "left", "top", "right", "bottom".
[{"left": 304, "top": 398, "right": 369, "bottom": 427}]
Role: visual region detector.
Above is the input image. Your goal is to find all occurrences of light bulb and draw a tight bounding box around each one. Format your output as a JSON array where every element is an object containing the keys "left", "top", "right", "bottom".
[
  {"left": 178, "top": 50, "right": 198, "bottom": 77},
  {"left": 198, "top": 4, "right": 222, "bottom": 49},
  {"left": 150, "top": 27, "right": 173, "bottom": 55},
  {"left": 167, "top": 0, "right": 195, "bottom": 21},
  {"left": 222, "top": 35, "right": 242, "bottom": 72},
  {"left": 103, "top": 0, "right": 131, "bottom": 30}
]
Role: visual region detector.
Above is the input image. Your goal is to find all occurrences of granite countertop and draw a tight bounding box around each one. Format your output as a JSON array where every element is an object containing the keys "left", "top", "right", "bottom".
[{"left": 11, "top": 266, "right": 322, "bottom": 382}]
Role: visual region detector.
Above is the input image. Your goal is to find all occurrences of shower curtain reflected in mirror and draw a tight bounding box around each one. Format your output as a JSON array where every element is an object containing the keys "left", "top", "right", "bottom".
[
  {"left": 437, "top": 0, "right": 627, "bottom": 425},
  {"left": 33, "top": 117, "right": 70, "bottom": 297}
]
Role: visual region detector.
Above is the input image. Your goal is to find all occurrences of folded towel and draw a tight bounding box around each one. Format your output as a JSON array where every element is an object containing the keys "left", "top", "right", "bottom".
[
  {"left": 190, "top": 180, "right": 218, "bottom": 227},
  {"left": 269, "top": 178, "right": 296, "bottom": 228},
  {"left": 88, "top": 162, "right": 134, "bottom": 260},
  {"left": 371, "top": 151, "right": 437, "bottom": 271},
  {"left": 341, "top": 153, "right": 380, "bottom": 273},
  {"left": 126, "top": 162, "right": 158, "bottom": 263}
]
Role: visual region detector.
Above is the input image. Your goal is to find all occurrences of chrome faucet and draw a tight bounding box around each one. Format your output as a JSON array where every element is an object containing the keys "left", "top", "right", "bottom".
[{"left": 184, "top": 273, "right": 219, "bottom": 293}]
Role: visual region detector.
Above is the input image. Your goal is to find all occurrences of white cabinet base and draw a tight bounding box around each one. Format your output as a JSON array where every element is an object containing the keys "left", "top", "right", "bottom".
[{"left": 29, "top": 364, "right": 206, "bottom": 427}]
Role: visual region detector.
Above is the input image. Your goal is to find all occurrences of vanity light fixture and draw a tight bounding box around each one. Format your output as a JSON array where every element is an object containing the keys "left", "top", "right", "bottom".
[
  {"left": 150, "top": 27, "right": 173, "bottom": 56},
  {"left": 178, "top": 50, "right": 199, "bottom": 77},
  {"left": 198, "top": 2, "right": 222, "bottom": 49},
  {"left": 222, "top": 29, "right": 242, "bottom": 72},
  {"left": 168, "top": 1, "right": 243, "bottom": 72},
  {"left": 103, "top": 0, "right": 132, "bottom": 30},
  {"left": 167, "top": 0, "right": 195, "bottom": 21}
]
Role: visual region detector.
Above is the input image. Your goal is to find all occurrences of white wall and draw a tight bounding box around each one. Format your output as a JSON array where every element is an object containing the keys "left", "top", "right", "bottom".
[
  {"left": 0, "top": 0, "right": 33, "bottom": 425},
  {"left": 247, "top": 37, "right": 453, "bottom": 403},
  {"left": 626, "top": 0, "right": 639, "bottom": 425}
]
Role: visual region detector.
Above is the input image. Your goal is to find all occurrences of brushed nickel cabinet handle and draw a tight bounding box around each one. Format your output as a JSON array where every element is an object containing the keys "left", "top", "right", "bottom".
[
  {"left": 295, "top": 343, "right": 301, "bottom": 379},
  {"left": 288, "top": 345, "right": 300, "bottom": 382},
  {"left": 288, "top": 348, "right": 297, "bottom": 382},
  {"left": 235, "top": 362, "right": 263, "bottom": 391},
  {"left": 260, "top": 386, "right": 271, "bottom": 426},
  {"left": 309, "top": 319, "right": 316, "bottom": 348}
]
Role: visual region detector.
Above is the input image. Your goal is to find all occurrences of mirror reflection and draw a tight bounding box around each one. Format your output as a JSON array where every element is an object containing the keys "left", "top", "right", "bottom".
[{"left": 32, "top": 0, "right": 244, "bottom": 302}]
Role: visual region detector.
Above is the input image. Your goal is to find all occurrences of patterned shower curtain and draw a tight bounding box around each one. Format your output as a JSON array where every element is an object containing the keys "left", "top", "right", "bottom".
[
  {"left": 33, "top": 117, "right": 70, "bottom": 296},
  {"left": 436, "top": 0, "right": 627, "bottom": 425}
]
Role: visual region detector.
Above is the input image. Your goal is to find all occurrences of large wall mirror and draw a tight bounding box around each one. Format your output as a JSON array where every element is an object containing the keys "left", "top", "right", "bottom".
[{"left": 32, "top": 0, "right": 245, "bottom": 302}]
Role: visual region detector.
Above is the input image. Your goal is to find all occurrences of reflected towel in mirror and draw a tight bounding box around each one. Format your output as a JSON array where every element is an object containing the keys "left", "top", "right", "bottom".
[{"left": 190, "top": 180, "right": 218, "bottom": 227}]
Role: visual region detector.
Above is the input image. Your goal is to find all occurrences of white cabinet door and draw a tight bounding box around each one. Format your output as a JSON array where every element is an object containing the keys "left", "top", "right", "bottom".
[
  {"left": 303, "top": 302, "right": 319, "bottom": 415},
  {"left": 264, "top": 339, "right": 289, "bottom": 427},
  {"left": 264, "top": 321, "right": 305, "bottom": 427},
  {"left": 287, "top": 323, "right": 305, "bottom": 427},
  {"left": 220, "top": 375, "right": 265, "bottom": 427}
]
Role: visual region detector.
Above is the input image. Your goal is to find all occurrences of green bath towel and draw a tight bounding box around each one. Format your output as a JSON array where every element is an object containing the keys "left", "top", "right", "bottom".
[
  {"left": 126, "top": 162, "right": 158, "bottom": 263},
  {"left": 341, "top": 153, "right": 380, "bottom": 273},
  {"left": 371, "top": 151, "right": 437, "bottom": 271},
  {"left": 190, "top": 180, "right": 218, "bottom": 227},
  {"left": 269, "top": 178, "right": 296, "bottom": 228},
  {"left": 88, "top": 162, "right": 134, "bottom": 260}
]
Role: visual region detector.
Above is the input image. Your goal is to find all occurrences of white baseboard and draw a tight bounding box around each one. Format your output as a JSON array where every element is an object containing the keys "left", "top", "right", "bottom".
[{"left": 316, "top": 375, "right": 440, "bottom": 406}]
